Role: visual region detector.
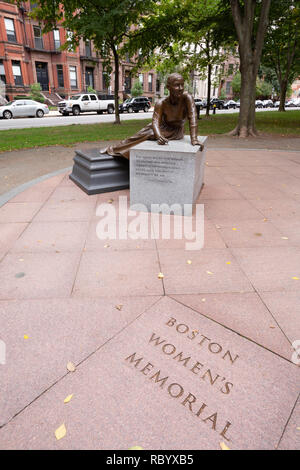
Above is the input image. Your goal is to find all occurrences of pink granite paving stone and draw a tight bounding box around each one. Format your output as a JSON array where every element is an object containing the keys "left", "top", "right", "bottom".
[
  {"left": 9, "top": 174, "right": 65, "bottom": 203},
  {"left": 197, "top": 183, "right": 243, "bottom": 200},
  {"left": 0, "top": 202, "right": 43, "bottom": 223},
  {"left": 0, "top": 252, "right": 80, "bottom": 299},
  {"left": 33, "top": 200, "right": 96, "bottom": 222},
  {"left": 153, "top": 216, "right": 226, "bottom": 250},
  {"left": 0, "top": 222, "right": 28, "bottom": 252},
  {"left": 231, "top": 246, "right": 300, "bottom": 292},
  {"left": 47, "top": 185, "right": 97, "bottom": 203},
  {"left": 203, "top": 199, "right": 265, "bottom": 225},
  {"left": 158, "top": 248, "right": 253, "bottom": 294},
  {"left": 10, "top": 221, "right": 89, "bottom": 253},
  {"left": 249, "top": 198, "right": 300, "bottom": 220},
  {"left": 73, "top": 250, "right": 164, "bottom": 297},
  {"left": 85, "top": 217, "right": 156, "bottom": 252},
  {"left": 259, "top": 292, "right": 300, "bottom": 344},
  {"left": 0, "top": 296, "right": 298, "bottom": 450},
  {"left": 278, "top": 397, "right": 300, "bottom": 450},
  {"left": 217, "top": 220, "right": 289, "bottom": 248},
  {"left": 0, "top": 296, "right": 160, "bottom": 426},
  {"left": 169, "top": 293, "right": 292, "bottom": 359}
]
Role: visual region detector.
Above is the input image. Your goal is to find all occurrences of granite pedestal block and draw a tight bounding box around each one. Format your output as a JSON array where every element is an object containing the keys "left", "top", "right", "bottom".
[
  {"left": 69, "top": 149, "right": 129, "bottom": 195},
  {"left": 130, "top": 136, "right": 207, "bottom": 215}
]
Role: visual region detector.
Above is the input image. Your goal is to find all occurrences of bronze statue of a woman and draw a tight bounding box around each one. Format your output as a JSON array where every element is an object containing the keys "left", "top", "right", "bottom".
[{"left": 100, "top": 73, "right": 203, "bottom": 159}]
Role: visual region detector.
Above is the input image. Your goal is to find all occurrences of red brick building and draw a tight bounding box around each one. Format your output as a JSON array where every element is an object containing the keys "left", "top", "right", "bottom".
[{"left": 0, "top": 1, "right": 159, "bottom": 103}]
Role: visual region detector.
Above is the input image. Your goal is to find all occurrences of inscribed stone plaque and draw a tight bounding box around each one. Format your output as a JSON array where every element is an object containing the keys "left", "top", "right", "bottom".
[
  {"left": 130, "top": 136, "right": 207, "bottom": 215},
  {"left": 0, "top": 296, "right": 298, "bottom": 450}
]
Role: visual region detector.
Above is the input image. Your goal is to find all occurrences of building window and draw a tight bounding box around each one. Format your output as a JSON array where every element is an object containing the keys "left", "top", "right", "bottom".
[
  {"left": 0, "top": 61, "right": 6, "bottom": 84},
  {"left": 69, "top": 66, "right": 77, "bottom": 89},
  {"left": 57, "top": 65, "right": 64, "bottom": 88},
  {"left": 102, "top": 72, "right": 110, "bottom": 91},
  {"left": 139, "top": 73, "right": 144, "bottom": 89},
  {"left": 33, "top": 26, "right": 43, "bottom": 49},
  {"left": 66, "top": 31, "right": 75, "bottom": 52},
  {"left": 5, "top": 18, "right": 16, "bottom": 43},
  {"left": 156, "top": 78, "right": 160, "bottom": 93},
  {"left": 53, "top": 29, "right": 60, "bottom": 50},
  {"left": 228, "top": 64, "right": 234, "bottom": 75},
  {"left": 226, "top": 81, "right": 232, "bottom": 94},
  {"left": 85, "top": 41, "right": 92, "bottom": 57},
  {"left": 12, "top": 61, "right": 23, "bottom": 86},
  {"left": 148, "top": 74, "right": 153, "bottom": 92},
  {"left": 85, "top": 67, "right": 94, "bottom": 89}
]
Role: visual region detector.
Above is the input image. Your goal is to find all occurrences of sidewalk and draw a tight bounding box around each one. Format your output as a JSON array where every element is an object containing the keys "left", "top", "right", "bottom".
[{"left": 0, "top": 145, "right": 299, "bottom": 450}]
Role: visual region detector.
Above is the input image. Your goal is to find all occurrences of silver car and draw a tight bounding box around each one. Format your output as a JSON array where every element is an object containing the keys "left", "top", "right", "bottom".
[{"left": 0, "top": 100, "right": 49, "bottom": 119}]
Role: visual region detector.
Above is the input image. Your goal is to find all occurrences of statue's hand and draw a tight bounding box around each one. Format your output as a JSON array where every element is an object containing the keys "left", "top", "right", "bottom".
[
  {"left": 191, "top": 138, "right": 204, "bottom": 151},
  {"left": 157, "top": 135, "right": 169, "bottom": 145}
]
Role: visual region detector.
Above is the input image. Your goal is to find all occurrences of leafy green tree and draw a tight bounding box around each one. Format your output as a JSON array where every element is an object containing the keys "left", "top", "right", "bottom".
[
  {"left": 232, "top": 71, "right": 273, "bottom": 99},
  {"left": 127, "top": 0, "right": 236, "bottom": 116},
  {"left": 87, "top": 85, "right": 97, "bottom": 94},
  {"left": 261, "top": 0, "right": 300, "bottom": 111},
  {"left": 31, "top": 0, "right": 157, "bottom": 124},
  {"left": 256, "top": 78, "right": 272, "bottom": 99},
  {"left": 231, "top": 71, "right": 241, "bottom": 98},
  {"left": 131, "top": 80, "right": 143, "bottom": 97},
  {"left": 228, "top": 0, "right": 272, "bottom": 137},
  {"left": 29, "top": 83, "right": 45, "bottom": 103}
]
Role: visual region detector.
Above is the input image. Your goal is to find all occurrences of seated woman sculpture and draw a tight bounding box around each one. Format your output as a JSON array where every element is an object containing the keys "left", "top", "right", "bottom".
[{"left": 100, "top": 73, "right": 203, "bottom": 159}]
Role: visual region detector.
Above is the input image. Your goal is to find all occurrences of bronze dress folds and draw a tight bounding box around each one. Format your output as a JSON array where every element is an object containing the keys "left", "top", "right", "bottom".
[{"left": 100, "top": 92, "right": 199, "bottom": 160}]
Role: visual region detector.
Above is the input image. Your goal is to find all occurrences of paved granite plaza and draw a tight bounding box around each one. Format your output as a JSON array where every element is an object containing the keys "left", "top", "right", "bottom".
[{"left": 0, "top": 146, "right": 299, "bottom": 450}]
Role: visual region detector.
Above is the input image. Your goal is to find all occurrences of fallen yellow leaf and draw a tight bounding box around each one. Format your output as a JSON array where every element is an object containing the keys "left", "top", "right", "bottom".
[
  {"left": 64, "top": 394, "right": 73, "bottom": 404},
  {"left": 281, "top": 237, "right": 289, "bottom": 240},
  {"left": 226, "top": 261, "right": 231, "bottom": 265},
  {"left": 292, "top": 277, "right": 300, "bottom": 280},
  {"left": 55, "top": 423, "right": 66, "bottom": 440},
  {"left": 115, "top": 304, "right": 123, "bottom": 311},
  {"left": 24, "top": 334, "right": 29, "bottom": 339},
  {"left": 67, "top": 362, "right": 76, "bottom": 372},
  {"left": 158, "top": 272, "right": 164, "bottom": 279},
  {"left": 220, "top": 442, "right": 230, "bottom": 450},
  {"left": 108, "top": 199, "right": 114, "bottom": 204},
  {"left": 206, "top": 271, "right": 213, "bottom": 275},
  {"left": 232, "top": 227, "right": 237, "bottom": 231},
  {"left": 187, "top": 260, "right": 192, "bottom": 265}
]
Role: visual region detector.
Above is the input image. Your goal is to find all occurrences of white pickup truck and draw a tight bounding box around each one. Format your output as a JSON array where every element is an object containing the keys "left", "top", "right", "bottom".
[{"left": 58, "top": 93, "right": 115, "bottom": 116}]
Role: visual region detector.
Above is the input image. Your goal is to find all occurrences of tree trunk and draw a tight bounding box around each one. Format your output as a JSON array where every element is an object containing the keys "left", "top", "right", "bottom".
[
  {"left": 206, "top": 63, "right": 212, "bottom": 117},
  {"left": 112, "top": 44, "right": 121, "bottom": 125},
  {"left": 229, "top": 0, "right": 271, "bottom": 137},
  {"left": 279, "top": 80, "right": 288, "bottom": 112},
  {"left": 229, "top": 58, "right": 258, "bottom": 137}
]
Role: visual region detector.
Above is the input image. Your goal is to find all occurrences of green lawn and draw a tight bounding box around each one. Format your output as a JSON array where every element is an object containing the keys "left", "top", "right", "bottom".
[{"left": 0, "top": 110, "right": 299, "bottom": 153}]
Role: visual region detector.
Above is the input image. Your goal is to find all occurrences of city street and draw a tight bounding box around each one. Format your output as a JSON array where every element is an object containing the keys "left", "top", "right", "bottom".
[{"left": 0, "top": 106, "right": 294, "bottom": 131}]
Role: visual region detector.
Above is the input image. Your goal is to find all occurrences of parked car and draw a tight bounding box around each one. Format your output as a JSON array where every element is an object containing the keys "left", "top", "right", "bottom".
[
  {"left": 209, "top": 98, "right": 225, "bottom": 109},
  {"left": 58, "top": 93, "right": 114, "bottom": 116},
  {"left": 263, "top": 99, "right": 274, "bottom": 108},
  {"left": 274, "top": 101, "right": 280, "bottom": 107},
  {"left": 255, "top": 100, "right": 264, "bottom": 108},
  {"left": 285, "top": 99, "right": 298, "bottom": 107},
  {"left": 119, "top": 97, "right": 151, "bottom": 113},
  {"left": 223, "top": 99, "right": 238, "bottom": 109},
  {"left": 194, "top": 98, "right": 205, "bottom": 110},
  {"left": 236, "top": 100, "right": 240, "bottom": 108},
  {"left": 0, "top": 99, "right": 49, "bottom": 119}
]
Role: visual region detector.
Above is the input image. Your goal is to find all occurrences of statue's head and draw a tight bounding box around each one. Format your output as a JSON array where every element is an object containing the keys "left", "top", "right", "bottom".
[{"left": 166, "top": 73, "right": 184, "bottom": 90}]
